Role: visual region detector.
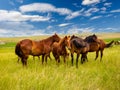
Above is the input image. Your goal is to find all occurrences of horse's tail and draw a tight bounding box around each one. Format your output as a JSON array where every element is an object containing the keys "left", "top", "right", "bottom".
[
  {"left": 73, "top": 40, "right": 85, "bottom": 48},
  {"left": 15, "top": 42, "right": 23, "bottom": 58},
  {"left": 105, "top": 40, "right": 114, "bottom": 48}
]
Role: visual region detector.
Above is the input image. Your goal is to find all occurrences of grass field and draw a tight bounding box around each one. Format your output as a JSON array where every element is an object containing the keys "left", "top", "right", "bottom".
[{"left": 0, "top": 33, "right": 120, "bottom": 90}]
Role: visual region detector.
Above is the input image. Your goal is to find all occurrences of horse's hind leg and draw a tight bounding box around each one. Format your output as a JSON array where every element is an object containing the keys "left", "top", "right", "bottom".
[
  {"left": 55, "top": 56, "right": 60, "bottom": 66},
  {"left": 38, "top": 56, "right": 40, "bottom": 60},
  {"left": 100, "top": 50, "right": 103, "bottom": 62},
  {"left": 84, "top": 53, "right": 88, "bottom": 62},
  {"left": 33, "top": 56, "right": 35, "bottom": 60},
  {"left": 48, "top": 54, "right": 52, "bottom": 61},
  {"left": 21, "top": 56, "right": 28, "bottom": 67},
  {"left": 95, "top": 51, "right": 99, "bottom": 60},
  {"left": 86, "top": 55, "right": 88, "bottom": 62},
  {"left": 17, "top": 57, "right": 20, "bottom": 63},
  {"left": 81, "top": 54, "right": 83, "bottom": 64}
]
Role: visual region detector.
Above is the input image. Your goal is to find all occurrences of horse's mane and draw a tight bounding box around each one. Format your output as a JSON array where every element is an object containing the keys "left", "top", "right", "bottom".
[
  {"left": 58, "top": 36, "right": 66, "bottom": 45},
  {"left": 84, "top": 34, "right": 98, "bottom": 43},
  {"left": 40, "top": 33, "right": 60, "bottom": 42},
  {"left": 70, "top": 35, "right": 82, "bottom": 40}
]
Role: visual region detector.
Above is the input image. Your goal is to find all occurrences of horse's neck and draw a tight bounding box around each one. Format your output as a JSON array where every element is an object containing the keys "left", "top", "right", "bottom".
[
  {"left": 43, "top": 37, "right": 54, "bottom": 45},
  {"left": 58, "top": 38, "right": 66, "bottom": 48}
]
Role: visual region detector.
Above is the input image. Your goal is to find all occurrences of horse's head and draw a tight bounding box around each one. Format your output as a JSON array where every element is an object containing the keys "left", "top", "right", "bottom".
[
  {"left": 92, "top": 34, "right": 98, "bottom": 42},
  {"left": 64, "top": 36, "right": 71, "bottom": 50},
  {"left": 52, "top": 33, "right": 61, "bottom": 42},
  {"left": 70, "top": 35, "right": 78, "bottom": 40}
]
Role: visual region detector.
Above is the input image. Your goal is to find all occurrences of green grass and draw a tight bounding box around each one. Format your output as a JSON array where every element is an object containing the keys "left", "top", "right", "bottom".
[{"left": 0, "top": 39, "right": 120, "bottom": 90}]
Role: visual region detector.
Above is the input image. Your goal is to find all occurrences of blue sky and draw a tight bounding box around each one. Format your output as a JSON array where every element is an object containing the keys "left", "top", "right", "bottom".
[{"left": 0, "top": 0, "right": 120, "bottom": 37}]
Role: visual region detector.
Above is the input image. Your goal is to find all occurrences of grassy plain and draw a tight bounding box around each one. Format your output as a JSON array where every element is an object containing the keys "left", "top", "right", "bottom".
[{"left": 0, "top": 33, "right": 120, "bottom": 90}]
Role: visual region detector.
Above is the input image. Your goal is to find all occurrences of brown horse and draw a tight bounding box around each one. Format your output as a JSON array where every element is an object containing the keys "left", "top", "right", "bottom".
[
  {"left": 70, "top": 35, "right": 90, "bottom": 68},
  {"left": 84, "top": 34, "right": 114, "bottom": 61},
  {"left": 15, "top": 33, "right": 61, "bottom": 66},
  {"left": 52, "top": 36, "right": 71, "bottom": 64}
]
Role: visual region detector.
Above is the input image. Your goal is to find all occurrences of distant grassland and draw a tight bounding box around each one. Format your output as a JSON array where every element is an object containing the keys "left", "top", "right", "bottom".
[
  {"left": 0, "top": 33, "right": 120, "bottom": 90},
  {"left": 0, "top": 32, "right": 120, "bottom": 42}
]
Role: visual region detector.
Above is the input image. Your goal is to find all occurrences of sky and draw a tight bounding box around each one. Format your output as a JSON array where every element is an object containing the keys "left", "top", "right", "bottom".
[{"left": 0, "top": 0, "right": 120, "bottom": 37}]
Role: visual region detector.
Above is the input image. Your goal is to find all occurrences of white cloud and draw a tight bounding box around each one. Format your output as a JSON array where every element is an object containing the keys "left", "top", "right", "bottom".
[
  {"left": 90, "top": 16, "right": 102, "bottom": 20},
  {"left": 67, "top": 27, "right": 94, "bottom": 34},
  {"left": 98, "top": 27, "right": 118, "bottom": 32},
  {"left": 16, "top": 0, "right": 24, "bottom": 3},
  {"left": 65, "top": 7, "right": 99, "bottom": 20},
  {"left": 19, "top": 3, "right": 72, "bottom": 15},
  {"left": 105, "top": 14, "right": 112, "bottom": 17},
  {"left": 0, "top": 21, "right": 49, "bottom": 37},
  {"left": 104, "top": 2, "right": 112, "bottom": 7},
  {"left": 58, "top": 23, "right": 71, "bottom": 27},
  {"left": 100, "top": 7, "right": 107, "bottom": 13},
  {"left": 110, "top": 9, "right": 120, "bottom": 13},
  {"left": 65, "top": 8, "right": 84, "bottom": 20},
  {"left": 0, "top": 21, "right": 34, "bottom": 30},
  {"left": 0, "top": 28, "right": 45, "bottom": 37},
  {"left": 84, "top": 7, "right": 99, "bottom": 16},
  {"left": 82, "top": 0, "right": 100, "bottom": 5},
  {"left": 0, "top": 10, "right": 50, "bottom": 22},
  {"left": 101, "top": 7, "right": 106, "bottom": 11},
  {"left": 46, "top": 25, "right": 53, "bottom": 29},
  {"left": 0, "top": 21, "right": 46, "bottom": 37},
  {"left": 106, "top": 28, "right": 117, "bottom": 31}
]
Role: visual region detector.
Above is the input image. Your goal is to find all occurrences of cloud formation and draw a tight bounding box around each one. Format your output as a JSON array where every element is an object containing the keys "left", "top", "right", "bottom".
[
  {"left": 0, "top": 10, "right": 50, "bottom": 22},
  {"left": 111, "top": 9, "right": 120, "bottom": 13},
  {"left": 19, "top": 3, "right": 72, "bottom": 15},
  {"left": 90, "top": 15, "right": 102, "bottom": 20},
  {"left": 58, "top": 23, "right": 71, "bottom": 27},
  {"left": 82, "top": 0, "right": 100, "bottom": 5}
]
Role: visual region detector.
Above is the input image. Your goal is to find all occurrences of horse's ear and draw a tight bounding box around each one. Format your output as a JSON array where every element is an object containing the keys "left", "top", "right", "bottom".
[
  {"left": 68, "top": 35, "right": 70, "bottom": 37},
  {"left": 65, "top": 36, "right": 67, "bottom": 39},
  {"left": 54, "top": 33, "right": 57, "bottom": 36},
  {"left": 55, "top": 33, "right": 58, "bottom": 35},
  {"left": 68, "top": 35, "right": 70, "bottom": 38}
]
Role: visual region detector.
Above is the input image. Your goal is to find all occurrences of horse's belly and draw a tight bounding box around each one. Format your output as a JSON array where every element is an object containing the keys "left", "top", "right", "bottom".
[{"left": 31, "top": 48, "right": 43, "bottom": 56}]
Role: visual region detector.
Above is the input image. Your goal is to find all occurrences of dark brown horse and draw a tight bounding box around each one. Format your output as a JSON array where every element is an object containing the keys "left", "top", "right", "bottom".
[
  {"left": 70, "top": 35, "right": 90, "bottom": 68},
  {"left": 52, "top": 36, "right": 71, "bottom": 64},
  {"left": 84, "top": 34, "right": 114, "bottom": 61},
  {"left": 15, "top": 33, "right": 61, "bottom": 66}
]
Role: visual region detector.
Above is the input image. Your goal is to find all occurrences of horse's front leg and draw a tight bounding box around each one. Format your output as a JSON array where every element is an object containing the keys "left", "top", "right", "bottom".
[
  {"left": 71, "top": 53, "right": 74, "bottom": 66},
  {"left": 76, "top": 53, "right": 80, "bottom": 68},
  {"left": 42, "top": 54, "right": 45, "bottom": 64},
  {"left": 56, "top": 56, "right": 60, "bottom": 66}
]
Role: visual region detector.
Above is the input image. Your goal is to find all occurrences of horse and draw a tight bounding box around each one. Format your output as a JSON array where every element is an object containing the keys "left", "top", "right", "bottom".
[
  {"left": 52, "top": 36, "right": 71, "bottom": 65},
  {"left": 114, "top": 40, "right": 120, "bottom": 45},
  {"left": 15, "top": 33, "right": 61, "bottom": 66},
  {"left": 83, "top": 34, "right": 114, "bottom": 61},
  {"left": 70, "top": 35, "right": 90, "bottom": 68}
]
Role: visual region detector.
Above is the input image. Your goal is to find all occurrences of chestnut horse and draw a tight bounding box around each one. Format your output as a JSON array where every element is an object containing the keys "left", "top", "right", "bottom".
[
  {"left": 15, "top": 33, "right": 61, "bottom": 66},
  {"left": 52, "top": 36, "right": 71, "bottom": 64},
  {"left": 84, "top": 34, "right": 114, "bottom": 61},
  {"left": 70, "top": 35, "right": 90, "bottom": 68}
]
